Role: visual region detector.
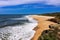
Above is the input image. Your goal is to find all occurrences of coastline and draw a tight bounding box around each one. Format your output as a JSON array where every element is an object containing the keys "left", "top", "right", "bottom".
[
  {"left": 0, "top": 15, "right": 38, "bottom": 40},
  {"left": 31, "top": 15, "right": 57, "bottom": 40}
]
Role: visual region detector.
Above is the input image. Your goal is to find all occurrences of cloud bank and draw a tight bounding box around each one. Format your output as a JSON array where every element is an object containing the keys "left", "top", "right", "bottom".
[{"left": 0, "top": 0, "right": 60, "bottom": 6}]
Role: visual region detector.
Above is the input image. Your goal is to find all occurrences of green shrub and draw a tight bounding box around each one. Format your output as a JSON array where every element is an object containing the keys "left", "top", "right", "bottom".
[{"left": 38, "top": 24, "right": 60, "bottom": 40}]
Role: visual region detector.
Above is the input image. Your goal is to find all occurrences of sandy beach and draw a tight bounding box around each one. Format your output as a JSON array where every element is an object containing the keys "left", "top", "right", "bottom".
[{"left": 31, "top": 15, "right": 57, "bottom": 40}]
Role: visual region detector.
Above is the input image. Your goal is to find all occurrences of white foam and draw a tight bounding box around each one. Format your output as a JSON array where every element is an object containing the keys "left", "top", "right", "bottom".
[{"left": 0, "top": 15, "right": 38, "bottom": 40}]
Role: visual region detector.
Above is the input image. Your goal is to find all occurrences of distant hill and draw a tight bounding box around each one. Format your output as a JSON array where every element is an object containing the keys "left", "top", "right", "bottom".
[
  {"left": 41, "top": 12, "right": 60, "bottom": 24},
  {"left": 41, "top": 12, "right": 60, "bottom": 16}
]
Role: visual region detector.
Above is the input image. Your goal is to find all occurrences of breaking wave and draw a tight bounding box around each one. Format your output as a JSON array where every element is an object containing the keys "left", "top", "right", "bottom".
[{"left": 0, "top": 15, "right": 38, "bottom": 40}]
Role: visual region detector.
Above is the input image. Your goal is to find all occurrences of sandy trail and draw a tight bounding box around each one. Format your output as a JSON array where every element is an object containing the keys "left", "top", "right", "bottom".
[{"left": 31, "top": 15, "right": 57, "bottom": 40}]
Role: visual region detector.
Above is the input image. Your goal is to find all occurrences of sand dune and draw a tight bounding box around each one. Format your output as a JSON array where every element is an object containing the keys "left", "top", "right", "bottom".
[{"left": 31, "top": 15, "right": 56, "bottom": 40}]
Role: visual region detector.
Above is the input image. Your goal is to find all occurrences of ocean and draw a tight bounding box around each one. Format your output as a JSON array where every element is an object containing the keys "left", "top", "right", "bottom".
[{"left": 0, "top": 14, "right": 38, "bottom": 40}]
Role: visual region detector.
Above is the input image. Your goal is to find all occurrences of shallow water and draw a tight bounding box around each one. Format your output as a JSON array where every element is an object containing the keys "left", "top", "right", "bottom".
[{"left": 0, "top": 15, "right": 38, "bottom": 40}]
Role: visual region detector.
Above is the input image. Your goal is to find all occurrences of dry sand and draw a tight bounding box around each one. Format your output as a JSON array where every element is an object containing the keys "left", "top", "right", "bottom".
[{"left": 31, "top": 15, "right": 57, "bottom": 40}]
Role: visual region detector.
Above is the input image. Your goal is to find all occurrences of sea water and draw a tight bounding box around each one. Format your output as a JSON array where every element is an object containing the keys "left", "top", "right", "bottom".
[{"left": 0, "top": 15, "right": 38, "bottom": 40}]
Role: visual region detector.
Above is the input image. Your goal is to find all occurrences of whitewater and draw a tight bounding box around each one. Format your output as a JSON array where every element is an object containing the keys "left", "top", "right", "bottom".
[{"left": 0, "top": 15, "right": 38, "bottom": 40}]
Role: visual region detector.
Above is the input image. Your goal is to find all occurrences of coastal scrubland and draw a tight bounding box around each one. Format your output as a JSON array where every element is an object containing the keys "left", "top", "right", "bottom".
[{"left": 38, "top": 12, "right": 60, "bottom": 40}]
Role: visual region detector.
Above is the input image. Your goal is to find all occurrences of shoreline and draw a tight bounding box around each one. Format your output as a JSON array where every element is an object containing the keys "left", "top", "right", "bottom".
[
  {"left": 0, "top": 15, "right": 38, "bottom": 40},
  {"left": 31, "top": 15, "right": 56, "bottom": 40}
]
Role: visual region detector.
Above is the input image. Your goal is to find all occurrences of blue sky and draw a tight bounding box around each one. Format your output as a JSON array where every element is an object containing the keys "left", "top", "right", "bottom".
[{"left": 0, "top": 0, "right": 60, "bottom": 14}]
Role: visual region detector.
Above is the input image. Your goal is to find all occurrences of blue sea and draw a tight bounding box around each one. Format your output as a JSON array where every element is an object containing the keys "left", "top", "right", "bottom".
[
  {"left": 0, "top": 14, "right": 38, "bottom": 40},
  {"left": 0, "top": 14, "right": 28, "bottom": 27}
]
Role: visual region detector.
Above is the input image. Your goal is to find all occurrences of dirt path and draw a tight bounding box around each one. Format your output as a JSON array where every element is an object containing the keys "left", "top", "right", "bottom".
[{"left": 31, "top": 15, "right": 56, "bottom": 40}]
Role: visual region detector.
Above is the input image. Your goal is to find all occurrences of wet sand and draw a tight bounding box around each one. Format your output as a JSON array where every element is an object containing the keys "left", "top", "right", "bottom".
[{"left": 31, "top": 15, "right": 56, "bottom": 40}]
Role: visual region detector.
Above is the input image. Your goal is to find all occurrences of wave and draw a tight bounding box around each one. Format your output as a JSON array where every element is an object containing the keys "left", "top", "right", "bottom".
[{"left": 0, "top": 15, "right": 38, "bottom": 40}]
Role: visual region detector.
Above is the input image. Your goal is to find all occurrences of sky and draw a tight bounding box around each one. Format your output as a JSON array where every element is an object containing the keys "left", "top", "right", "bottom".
[{"left": 0, "top": 0, "right": 60, "bottom": 14}]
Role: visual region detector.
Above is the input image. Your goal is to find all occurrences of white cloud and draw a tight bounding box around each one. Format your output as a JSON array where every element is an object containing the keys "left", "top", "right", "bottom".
[
  {"left": 45, "top": 0, "right": 60, "bottom": 5},
  {"left": 0, "top": 0, "right": 60, "bottom": 6},
  {"left": 0, "top": 0, "right": 42, "bottom": 6}
]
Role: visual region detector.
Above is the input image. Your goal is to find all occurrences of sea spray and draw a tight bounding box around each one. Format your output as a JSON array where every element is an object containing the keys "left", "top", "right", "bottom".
[{"left": 0, "top": 15, "right": 38, "bottom": 40}]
